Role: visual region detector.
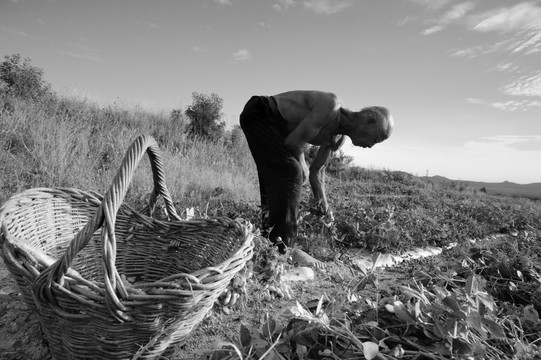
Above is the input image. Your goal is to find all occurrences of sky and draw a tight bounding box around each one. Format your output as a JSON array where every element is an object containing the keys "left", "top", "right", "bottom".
[{"left": 1, "top": 0, "right": 540, "bottom": 184}]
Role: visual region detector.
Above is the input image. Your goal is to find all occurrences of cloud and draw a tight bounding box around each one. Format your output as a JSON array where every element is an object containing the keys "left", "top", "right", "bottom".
[
  {"left": 467, "top": 2, "right": 541, "bottom": 55},
  {"left": 273, "top": 0, "right": 295, "bottom": 11},
  {"left": 55, "top": 42, "right": 104, "bottom": 63},
  {"left": 449, "top": 38, "right": 518, "bottom": 58},
  {"left": 232, "top": 49, "right": 251, "bottom": 61},
  {"left": 0, "top": 25, "right": 35, "bottom": 40},
  {"left": 488, "top": 62, "right": 520, "bottom": 73},
  {"left": 472, "top": 2, "right": 541, "bottom": 33},
  {"left": 214, "top": 0, "right": 232, "bottom": 4},
  {"left": 467, "top": 98, "right": 541, "bottom": 112},
  {"left": 466, "top": 135, "right": 541, "bottom": 152},
  {"left": 191, "top": 46, "right": 208, "bottom": 53},
  {"left": 422, "top": 2, "right": 475, "bottom": 35},
  {"left": 501, "top": 71, "right": 541, "bottom": 97},
  {"left": 148, "top": 22, "right": 159, "bottom": 29},
  {"left": 465, "top": 68, "right": 541, "bottom": 111},
  {"left": 302, "top": 0, "right": 352, "bottom": 15}
]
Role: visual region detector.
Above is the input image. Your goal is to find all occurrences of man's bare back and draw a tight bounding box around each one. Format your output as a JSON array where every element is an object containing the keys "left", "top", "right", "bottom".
[{"left": 273, "top": 90, "right": 343, "bottom": 150}]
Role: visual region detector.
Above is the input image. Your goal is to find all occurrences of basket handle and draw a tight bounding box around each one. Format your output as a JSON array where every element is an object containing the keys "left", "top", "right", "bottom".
[{"left": 34, "top": 135, "right": 181, "bottom": 321}]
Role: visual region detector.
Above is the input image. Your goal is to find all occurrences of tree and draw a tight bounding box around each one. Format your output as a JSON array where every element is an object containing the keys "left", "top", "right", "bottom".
[
  {"left": 185, "top": 92, "right": 226, "bottom": 141},
  {"left": 0, "top": 54, "right": 51, "bottom": 100}
]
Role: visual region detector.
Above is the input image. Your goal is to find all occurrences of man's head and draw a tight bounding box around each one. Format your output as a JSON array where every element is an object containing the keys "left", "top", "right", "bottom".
[{"left": 350, "top": 106, "right": 393, "bottom": 148}]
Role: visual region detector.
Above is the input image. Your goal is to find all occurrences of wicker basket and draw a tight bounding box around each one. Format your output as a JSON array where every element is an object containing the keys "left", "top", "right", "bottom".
[{"left": 0, "top": 135, "right": 254, "bottom": 360}]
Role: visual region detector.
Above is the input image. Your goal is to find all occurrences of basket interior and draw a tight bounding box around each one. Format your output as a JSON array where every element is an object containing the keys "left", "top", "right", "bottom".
[{"left": 2, "top": 191, "right": 244, "bottom": 284}]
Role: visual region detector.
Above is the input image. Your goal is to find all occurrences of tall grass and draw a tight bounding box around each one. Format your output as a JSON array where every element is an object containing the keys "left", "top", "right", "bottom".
[{"left": 0, "top": 93, "right": 259, "bottom": 209}]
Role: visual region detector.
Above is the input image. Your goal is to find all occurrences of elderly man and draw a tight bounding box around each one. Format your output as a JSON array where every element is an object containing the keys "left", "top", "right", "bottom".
[{"left": 240, "top": 90, "right": 393, "bottom": 258}]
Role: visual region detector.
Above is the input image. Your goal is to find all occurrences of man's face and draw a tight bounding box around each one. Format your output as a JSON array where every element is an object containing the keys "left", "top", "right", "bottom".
[
  {"left": 351, "top": 133, "right": 377, "bottom": 148},
  {"left": 350, "top": 115, "right": 383, "bottom": 148}
]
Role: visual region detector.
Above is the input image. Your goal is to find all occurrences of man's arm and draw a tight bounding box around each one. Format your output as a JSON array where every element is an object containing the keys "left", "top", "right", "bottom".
[
  {"left": 309, "top": 136, "right": 345, "bottom": 219},
  {"left": 298, "top": 151, "right": 310, "bottom": 184},
  {"left": 283, "top": 113, "right": 322, "bottom": 160},
  {"left": 309, "top": 145, "right": 332, "bottom": 216}
]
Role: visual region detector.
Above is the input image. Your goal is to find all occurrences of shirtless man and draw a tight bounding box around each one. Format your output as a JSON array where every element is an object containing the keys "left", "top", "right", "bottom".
[{"left": 240, "top": 90, "right": 393, "bottom": 258}]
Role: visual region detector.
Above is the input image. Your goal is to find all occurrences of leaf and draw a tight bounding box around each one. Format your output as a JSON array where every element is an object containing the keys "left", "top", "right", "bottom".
[
  {"left": 356, "top": 276, "right": 369, "bottom": 291},
  {"left": 465, "top": 275, "right": 478, "bottom": 296},
  {"left": 481, "top": 318, "right": 505, "bottom": 338},
  {"left": 296, "top": 345, "right": 308, "bottom": 360},
  {"left": 452, "top": 338, "right": 473, "bottom": 355},
  {"left": 400, "top": 286, "right": 430, "bottom": 305},
  {"left": 423, "top": 326, "right": 442, "bottom": 340},
  {"left": 362, "top": 341, "right": 380, "bottom": 360},
  {"left": 476, "top": 292, "right": 495, "bottom": 312},
  {"left": 522, "top": 304, "right": 540, "bottom": 323},
  {"left": 412, "top": 299, "right": 422, "bottom": 320},
  {"left": 315, "top": 296, "right": 324, "bottom": 316},
  {"left": 433, "top": 319, "right": 447, "bottom": 339},
  {"left": 466, "top": 311, "right": 487, "bottom": 340},
  {"left": 393, "top": 301, "right": 416, "bottom": 324},
  {"left": 293, "top": 329, "right": 317, "bottom": 347},
  {"left": 214, "top": 341, "right": 243, "bottom": 360},
  {"left": 442, "top": 296, "right": 467, "bottom": 319},
  {"left": 262, "top": 314, "right": 277, "bottom": 339},
  {"left": 370, "top": 252, "right": 383, "bottom": 271},
  {"left": 240, "top": 324, "right": 252, "bottom": 348}
]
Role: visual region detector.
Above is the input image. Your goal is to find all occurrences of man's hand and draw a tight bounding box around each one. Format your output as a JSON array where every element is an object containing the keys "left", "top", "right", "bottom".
[
  {"left": 324, "top": 209, "right": 335, "bottom": 224},
  {"left": 301, "top": 160, "right": 309, "bottom": 185}
]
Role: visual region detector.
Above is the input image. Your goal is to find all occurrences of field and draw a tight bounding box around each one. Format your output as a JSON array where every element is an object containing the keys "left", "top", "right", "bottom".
[{"left": 1, "top": 93, "right": 541, "bottom": 359}]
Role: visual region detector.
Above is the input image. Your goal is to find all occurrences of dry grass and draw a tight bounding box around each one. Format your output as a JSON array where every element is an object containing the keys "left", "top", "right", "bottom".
[{"left": 0, "top": 94, "right": 259, "bottom": 208}]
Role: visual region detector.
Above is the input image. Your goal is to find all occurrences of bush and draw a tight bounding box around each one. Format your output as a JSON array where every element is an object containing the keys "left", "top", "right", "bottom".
[
  {"left": 0, "top": 54, "right": 51, "bottom": 101},
  {"left": 184, "top": 92, "right": 226, "bottom": 141}
]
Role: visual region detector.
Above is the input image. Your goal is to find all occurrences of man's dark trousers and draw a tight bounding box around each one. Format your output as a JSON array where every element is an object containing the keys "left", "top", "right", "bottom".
[{"left": 240, "top": 95, "right": 302, "bottom": 253}]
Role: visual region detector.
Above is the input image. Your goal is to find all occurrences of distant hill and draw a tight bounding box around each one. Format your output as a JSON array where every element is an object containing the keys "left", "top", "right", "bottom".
[{"left": 422, "top": 175, "right": 541, "bottom": 200}]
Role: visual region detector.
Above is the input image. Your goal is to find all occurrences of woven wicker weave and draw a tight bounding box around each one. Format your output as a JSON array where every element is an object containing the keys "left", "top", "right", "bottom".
[{"left": 0, "top": 135, "right": 254, "bottom": 360}]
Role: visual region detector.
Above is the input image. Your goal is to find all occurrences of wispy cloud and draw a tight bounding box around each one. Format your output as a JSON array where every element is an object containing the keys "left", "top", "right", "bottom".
[
  {"left": 464, "top": 2, "right": 541, "bottom": 55},
  {"left": 422, "top": 2, "right": 475, "bottom": 35},
  {"left": 467, "top": 98, "right": 541, "bottom": 112},
  {"left": 472, "top": 2, "right": 541, "bottom": 33},
  {"left": 148, "top": 22, "right": 159, "bottom": 30},
  {"left": 0, "top": 25, "right": 36, "bottom": 40},
  {"left": 467, "top": 135, "right": 541, "bottom": 152},
  {"left": 273, "top": 0, "right": 295, "bottom": 11},
  {"left": 487, "top": 62, "right": 520, "bottom": 73},
  {"left": 214, "top": 0, "right": 232, "bottom": 4},
  {"left": 191, "top": 45, "right": 208, "bottom": 53},
  {"left": 449, "top": 38, "right": 516, "bottom": 58},
  {"left": 501, "top": 71, "right": 541, "bottom": 97},
  {"left": 232, "top": 49, "right": 251, "bottom": 61},
  {"left": 302, "top": 0, "right": 352, "bottom": 15},
  {"left": 55, "top": 42, "right": 104, "bottom": 63}
]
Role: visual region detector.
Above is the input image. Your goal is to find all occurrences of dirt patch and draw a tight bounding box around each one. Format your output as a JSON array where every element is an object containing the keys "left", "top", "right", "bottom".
[{"left": 0, "top": 259, "right": 49, "bottom": 360}]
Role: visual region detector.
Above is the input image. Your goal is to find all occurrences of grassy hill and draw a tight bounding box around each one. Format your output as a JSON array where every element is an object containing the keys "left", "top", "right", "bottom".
[{"left": 2, "top": 92, "right": 541, "bottom": 359}]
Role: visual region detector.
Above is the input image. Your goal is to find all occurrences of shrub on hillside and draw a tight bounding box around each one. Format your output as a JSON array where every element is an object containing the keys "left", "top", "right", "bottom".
[
  {"left": 0, "top": 54, "right": 52, "bottom": 101},
  {"left": 183, "top": 92, "right": 226, "bottom": 142}
]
